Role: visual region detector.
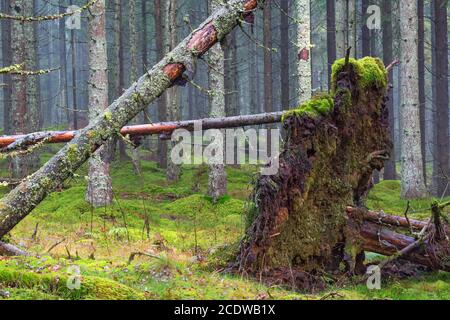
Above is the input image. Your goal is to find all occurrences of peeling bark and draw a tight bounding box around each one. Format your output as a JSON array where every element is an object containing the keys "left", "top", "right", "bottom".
[{"left": 0, "top": 0, "right": 265, "bottom": 239}]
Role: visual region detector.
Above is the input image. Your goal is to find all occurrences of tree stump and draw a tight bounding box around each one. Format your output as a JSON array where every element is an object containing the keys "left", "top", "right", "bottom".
[{"left": 235, "top": 57, "right": 392, "bottom": 290}]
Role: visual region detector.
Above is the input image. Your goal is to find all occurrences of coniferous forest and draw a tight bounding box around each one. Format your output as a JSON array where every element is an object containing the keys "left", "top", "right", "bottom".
[{"left": 0, "top": 0, "right": 449, "bottom": 305}]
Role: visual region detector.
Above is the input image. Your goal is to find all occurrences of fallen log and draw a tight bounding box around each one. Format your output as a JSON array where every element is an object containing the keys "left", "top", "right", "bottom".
[
  {"left": 0, "top": 0, "right": 265, "bottom": 239},
  {"left": 0, "top": 241, "right": 29, "bottom": 257},
  {"left": 356, "top": 220, "right": 449, "bottom": 272},
  {"left": 346, "top": 207, "right": 427, "bottom": 231},
  {"left": 0, "top": 112, "right": 283, "bottom": 149}
]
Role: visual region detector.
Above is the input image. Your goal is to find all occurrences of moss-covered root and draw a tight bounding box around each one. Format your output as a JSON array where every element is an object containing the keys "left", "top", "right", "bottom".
[
  {"left": 0, "top": 269, "right": 144, "bottom": 300},
  {"left": 235, "top": 57, "right": 391, "bottom": 289}
]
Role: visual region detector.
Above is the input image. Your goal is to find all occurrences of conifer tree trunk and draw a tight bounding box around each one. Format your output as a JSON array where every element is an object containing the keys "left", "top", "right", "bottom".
[
  {"left": 326, "top": 0, "right": 336, "bottom": 90},
  {"left": 86, "top": 0, "right": 113, "bottom": 207},
  {"left": 399, "top": 0, "right": 427, "bottom": 199},
  {"left": 297, "top": 0, "right": 312, "bottom": 103},
  {"left": 280, "top": 0, "right": 290, "bottom": 109},
  {"left": 1, "top": 0, "right": 12, "bottom": 135},
  {"left": 9, "top": 0, "right": 40, "bottom": 179},
  {"left": 129, "top": 0, "right": 142, "bottom": 174},
  {"left": 155, "top": 0, "right": 168, "bottom": 169},
  {"left": 335, "top": 0, "right": 347, "bottom": 58},
  {"left": 382, "top": 0, "right": 396, "bottom": 180},
  {"left": 433, "top": 0, "right": 449, "bottom": 197},
  {"left": 207, "top": 0, "right": 227, "bottom": 201},
  {"left": 166, "top": 0, "right": 181, "bottom": 182}
]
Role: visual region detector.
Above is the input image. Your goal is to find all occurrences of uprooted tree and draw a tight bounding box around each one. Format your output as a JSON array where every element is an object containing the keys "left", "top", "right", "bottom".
[
  {"left": 0, "top": 0, "right": 264, "bottom": 239},
  {"left": 234, "top": 57, "right": 449, "bottom": 289}
]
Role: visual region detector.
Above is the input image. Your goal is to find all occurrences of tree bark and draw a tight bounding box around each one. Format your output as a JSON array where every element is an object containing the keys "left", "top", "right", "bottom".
[
  {"left": 418, "top": 0, "right": 426, "bottom": 184},
  {"left": 335, "top": 0, "right": 347, "bottom": 58},
  {"left": 433, "top": 0, "right": 449, "bottom": 197},
  {"left": 263, "top": 0, "right": 273, "bottom": 152},
  {"left": 155, "top": 0, "right": 168, "bottom": 169},
  {"left": 382, "top": 0, "right": 396, "bottom": 180},
  {"left": 9, "top": 0, "right": 40, "bottom": 179},
  {"left": 279, "top": 0, "right": 289, "bottom": 109},
  {"left": 1, "top": 0, "right": 12, "bottom": 135},
  {"left": 207, "top": 0, "right": 228, "bottom": 202},
  {"left": 297, "top": 0, "right": 312, "bottom": 104},
  {"left": 0, "top": 0, "right": 264, "bottom": 240},
  {"left": 129, "top": 0, "right": 142, "bottom": 175},
  {"left": 86, "top": 0, "right": 113, "bottom": 208},
  {"left": 361, "top": 0, "right": 370, "bottom": 57},
  {"left": 399, "top": 0, "right": 427, "bottom": 199},
  {"left": 166, "top": 0, "right": 181, "bottom": 182},
  {"left": 326, "top": 0, "right": 336, "bottom": 91}
]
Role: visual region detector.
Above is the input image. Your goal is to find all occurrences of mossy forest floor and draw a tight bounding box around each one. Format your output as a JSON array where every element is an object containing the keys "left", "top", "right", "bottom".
[{"left": 0, "top": 147, "right": 448, "bottom": 300}]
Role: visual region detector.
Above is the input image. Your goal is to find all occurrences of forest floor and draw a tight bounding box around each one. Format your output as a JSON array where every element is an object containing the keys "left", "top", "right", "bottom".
[{"left": 0, "top": 146, "right": 448, "bottom": 300}]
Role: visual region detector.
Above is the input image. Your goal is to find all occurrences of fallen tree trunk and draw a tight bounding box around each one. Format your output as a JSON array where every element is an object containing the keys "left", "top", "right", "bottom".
[
  {"left": 0, "top": 0, "right": 265, "bottom": 239},
  {"left": 346, "top": 207, "right": 427, "bottom": 231},
  {"left": 356, "top": 220, "right": 449, "bottom": 272},
  {"left": 0, "top": 241, "right": 29, "bottom": 256},
  {"left": 346, "top": 207, "right": 449, "bottom": 272},
  {"left": 0, "top": 111, "right": 283, "bottom": 149}
]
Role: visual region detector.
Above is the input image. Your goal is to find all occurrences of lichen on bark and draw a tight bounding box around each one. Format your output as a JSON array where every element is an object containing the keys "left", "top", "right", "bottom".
[{"left": 235, "top": 57, "right": 391, "bottom": 290}]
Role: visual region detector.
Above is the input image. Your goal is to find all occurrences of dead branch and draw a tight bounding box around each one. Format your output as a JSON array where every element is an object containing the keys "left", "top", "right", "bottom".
[
  {"left": 0, "top": 111, "right": 283, "bottom": 150},
  {"left": 0, "top": 241, "right": 30, "bottom": 257},
  {"left": 128, "top": 252, "right": 164, "bottom": 265}
]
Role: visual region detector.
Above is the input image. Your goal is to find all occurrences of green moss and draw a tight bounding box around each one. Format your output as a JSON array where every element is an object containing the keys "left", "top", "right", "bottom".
[
  {"left": 0, "top": 267, "right": 144, "bottom": 300},
  {"left": 331, "top": 57, "right": 388, "bottom": 93},
  {"left": 66, "top": 144, "right": 79, "bottom": 165},
  {"left": 282, "top": 94, "right": 334, "bottom": 121}
]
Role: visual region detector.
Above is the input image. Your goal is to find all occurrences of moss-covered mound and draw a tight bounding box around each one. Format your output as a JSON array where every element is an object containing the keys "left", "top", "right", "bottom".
[
  {"left": 0, "top": 267, "right": 144, "bottom": 300},
  {"left": 235, "top": 57, "right": 391, "bottom": 290}
]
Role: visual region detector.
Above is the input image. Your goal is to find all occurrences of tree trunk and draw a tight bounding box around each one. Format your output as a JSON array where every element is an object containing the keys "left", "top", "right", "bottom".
[
  {"left": 70, "top": 5, "right": 78, "bottom": 131},
  {"left": 399, "top": 0, "right": 427, "bottom": 199},
  {"left": 236, "top": 57, "right": 391, "bottom": 289},
  {"left": 263, "top": 0, "right": 273, "bottom": 150},
  {"left": 382, "top": 0, "right": 396, "bottom": 180},
  {"left": 297, "top": 0, "right": 312, "bottom": 104},
  {"left": 361, "top": 0, "right": 371, "bottom": 57},
  {"left": 347, "top": 0, "right": 356, "bottom": 57},
  {"left": 9, "top": 0, "right": 40, "bottom": 179},
  {"left": 155, "top": 0, "right": 168, "bottom": 169},
  {"left": 166, "top": 0, "right": 181, "bottom": 182},
  {"left": 433, "top": 0, "right": 449, "bottom": 197},
  {"left": 418, "top": 0, "right": 426, "bottom": 184},
  {"left": 1, "top": 0, "right": 12, "bottom": 135},
  {"left": 335, "top": 0, "right": 347, "bottom": 58},
  {"left": 129, "top": 0, "right": 142, "bottom": 175},
  {"left": 280, "top": 0, "right": 290, "bottom": 109},
  {"left": 326, "top": 0, "right": 336, "bottom": 91},
  {"left": 0, "top": 0, "right": 263, "bottom": 240},
  {"left": 207, "top": 0, "right": 227, "bottom": 202},
  {"left": 86, "top": 0, "right": 113, "bottom": 208}
]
